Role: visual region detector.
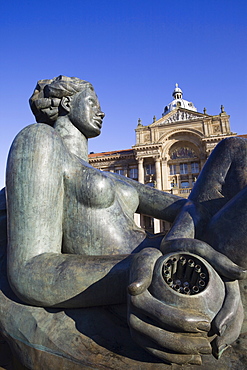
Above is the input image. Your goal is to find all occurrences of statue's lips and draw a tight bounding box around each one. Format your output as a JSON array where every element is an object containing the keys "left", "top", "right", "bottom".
[{"left": 93, "top": 118, "right": 103, "bottom": 128}]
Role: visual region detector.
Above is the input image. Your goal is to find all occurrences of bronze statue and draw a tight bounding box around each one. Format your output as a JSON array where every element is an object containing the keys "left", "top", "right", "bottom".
[{"left": 0, "top": 76, "right": 246, "bottom": 368}]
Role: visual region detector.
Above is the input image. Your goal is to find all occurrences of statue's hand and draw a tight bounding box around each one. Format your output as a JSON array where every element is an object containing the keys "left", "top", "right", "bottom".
[
  {"left": 211, "top": 280, "right": 244, "bottom": 358},
  {"left": 161, "top": 238, "right": 246, "bottom": 359},
  {"left": 127, "top": 248, "right": 212, "bottom": 365}
]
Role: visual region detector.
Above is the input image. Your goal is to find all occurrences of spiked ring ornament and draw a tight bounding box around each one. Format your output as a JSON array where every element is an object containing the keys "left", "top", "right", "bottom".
[{"left": 149, "top": 252, "right": 225, "bottom": 321}]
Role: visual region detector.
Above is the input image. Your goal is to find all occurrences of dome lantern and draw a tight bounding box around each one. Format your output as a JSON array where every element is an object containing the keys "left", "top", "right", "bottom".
[{"left": 172, "top": 83, "right": 183, "bottom": 100}]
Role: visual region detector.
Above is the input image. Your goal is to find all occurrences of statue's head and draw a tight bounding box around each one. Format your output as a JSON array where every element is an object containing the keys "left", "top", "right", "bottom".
[
  {"left": 29, "top": 75, "right": 105, "bottom": 138},
  {"left": 30, "top": 76, "right": 91, "bottom": 125}
]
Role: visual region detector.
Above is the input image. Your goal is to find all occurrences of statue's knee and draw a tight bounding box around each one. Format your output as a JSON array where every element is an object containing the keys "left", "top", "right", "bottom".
[
  {"left": 223, "top": 136, "right": 246, "bottom": 149},
  {"left": 215, "top": 137, "right": 247, "bottom": 159}
]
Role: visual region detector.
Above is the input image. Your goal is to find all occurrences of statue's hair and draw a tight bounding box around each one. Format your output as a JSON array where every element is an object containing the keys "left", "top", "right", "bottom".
[{"left": 29, "top": 75, "right": 93, "bottom": 125}]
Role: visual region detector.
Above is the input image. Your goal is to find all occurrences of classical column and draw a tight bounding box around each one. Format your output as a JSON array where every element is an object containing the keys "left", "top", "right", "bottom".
[
  {"left": 153, "top": 218, "right": 161, "bottom": 234},
  {"left": 161, "top": 159, "right": 169, "bottom": 191},
  {"left": 134, "top": 213, "right": 141, "bottom": 228},
  {"left": 135, "top": 158, "right": 144, "bottom": 228},
  {"left": 154, "top": 157, "right": 162, "bottom": 233},
  {"left": 138, "top": 158, "right": 144, "bottom": 184},
  {"left": 155, "top": 157, "right": 162, "bottom": 190}
]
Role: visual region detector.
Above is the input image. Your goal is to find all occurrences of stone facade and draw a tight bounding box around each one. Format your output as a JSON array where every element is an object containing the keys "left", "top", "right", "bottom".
[{"left": 89, "top": 85, "right": 246, "bottom": 234}]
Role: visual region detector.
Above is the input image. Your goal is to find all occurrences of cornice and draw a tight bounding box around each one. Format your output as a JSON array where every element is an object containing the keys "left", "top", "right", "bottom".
[
  {"left": 89, "top": 153, "right": 135, "bottom": 163},
  {"left": 132, "top": 144, "right": 161, "bottom": 151},
  {"left": 202, "top": 133, "right": 237, "bottom": 142}
]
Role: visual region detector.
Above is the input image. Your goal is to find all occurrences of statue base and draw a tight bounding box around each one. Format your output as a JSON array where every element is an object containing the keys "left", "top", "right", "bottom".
[{"left": 0, "top": 279, "right": 247, "bottom": 370}]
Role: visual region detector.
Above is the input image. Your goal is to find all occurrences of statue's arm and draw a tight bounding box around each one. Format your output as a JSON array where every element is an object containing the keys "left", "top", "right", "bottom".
[
  {"left": 107, "top": 172, "right": 186, "bottom": 222},
  {"left": 6, "top": 124, "right": 131, "bottom": 308},
  {"left": 135, "top": 182, "right": 186, "bottom": 221}
]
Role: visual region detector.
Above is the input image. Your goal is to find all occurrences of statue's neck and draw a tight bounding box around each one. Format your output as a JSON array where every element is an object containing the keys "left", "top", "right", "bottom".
[{"left": 53, "top": 116, "right": 88, "bottom": 162}]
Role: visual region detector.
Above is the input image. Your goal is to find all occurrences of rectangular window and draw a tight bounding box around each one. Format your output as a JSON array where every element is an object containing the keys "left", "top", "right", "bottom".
[
  {"left": 115, "top": 169, "right": 125, "bottom": 176},
  {"left": 145, "top": 164, "right": 155, "bottom": 175},
  {"left": 180, "top": 163, "right": 188, "bottom": 174},
  {"left": 169, "top": 165, "right": 176, "bottom": 175},
  {"left": 129, "top": 168, "right": 138, "bottom": 179},
  {"left": 191, "top": 162, "right": 199, "bottom": 173},
  {"left": 181, "top": 181, "right": 190, "bottom": 188}
]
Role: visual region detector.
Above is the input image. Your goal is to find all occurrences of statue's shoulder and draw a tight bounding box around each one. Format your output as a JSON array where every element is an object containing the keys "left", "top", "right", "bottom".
[
  {"left": 8, "top": 124, "right": 66, "bottom": 180},
  {"left": 10, "top": 123, "right": 63, "bottom": 153},
  {"left": 13, "top": 123, "right": 57, "bottom": 140}
]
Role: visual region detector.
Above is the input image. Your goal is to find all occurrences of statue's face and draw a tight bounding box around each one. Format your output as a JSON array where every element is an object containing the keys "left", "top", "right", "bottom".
[{"left": 69, "top": 87, "right": 105, "bottom": 138}]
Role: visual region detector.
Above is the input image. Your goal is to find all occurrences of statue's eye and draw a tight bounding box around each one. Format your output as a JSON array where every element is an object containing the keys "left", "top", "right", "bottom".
[{"left": 88, "top": 98, "right": 96, "bottom": 107}]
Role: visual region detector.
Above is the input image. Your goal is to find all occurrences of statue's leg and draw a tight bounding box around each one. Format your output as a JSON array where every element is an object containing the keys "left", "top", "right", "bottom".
[
  {"left": 189, "top": 137, "right": 247, "bottom": 216},
  {"left": 204, "top": 184, "right": 247, "bottom": 267},
  {"left": 185, "top": 137, "right": 247, "bottom": 266}
]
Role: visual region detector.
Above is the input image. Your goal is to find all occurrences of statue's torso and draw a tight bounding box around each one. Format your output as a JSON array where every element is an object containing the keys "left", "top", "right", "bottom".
[{"left": 62, "top": 151, "right": 146, "bottom": 256}]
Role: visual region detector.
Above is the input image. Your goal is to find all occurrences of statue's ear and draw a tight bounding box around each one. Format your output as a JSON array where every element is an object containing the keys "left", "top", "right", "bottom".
[{"left": 61, "top": 96, "right": 71, "bottom": 113}]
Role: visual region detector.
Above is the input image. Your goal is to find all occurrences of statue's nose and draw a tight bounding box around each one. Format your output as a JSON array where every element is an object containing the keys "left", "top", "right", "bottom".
[{"left": 98, "top": 111, "right": 105, "bottom": 119}]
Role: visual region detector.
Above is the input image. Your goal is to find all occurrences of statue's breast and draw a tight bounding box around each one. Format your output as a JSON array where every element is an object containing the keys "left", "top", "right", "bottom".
[
  {"left": 65, "top": 164, "right": 116, "bottom": 209},
  {"left": 64, "top": 159, "right": 139, "bottom": 212}
]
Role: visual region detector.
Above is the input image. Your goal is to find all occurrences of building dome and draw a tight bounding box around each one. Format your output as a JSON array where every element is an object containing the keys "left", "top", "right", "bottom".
[{"left": 163, "top": 84, "right": 197, "bottom": 116}]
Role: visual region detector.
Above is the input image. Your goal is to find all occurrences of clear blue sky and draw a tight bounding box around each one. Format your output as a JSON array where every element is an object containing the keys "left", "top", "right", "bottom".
[{"left": 0, "top": 0, "right": 246, "bottom": 188}]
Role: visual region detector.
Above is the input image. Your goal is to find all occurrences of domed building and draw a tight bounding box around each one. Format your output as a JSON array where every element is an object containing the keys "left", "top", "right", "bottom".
[{"left": 89, "top": 84, "right": 243, "bottom": 234}]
